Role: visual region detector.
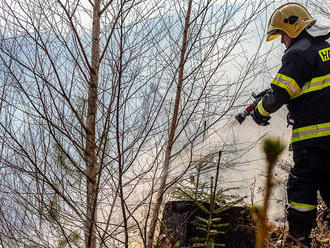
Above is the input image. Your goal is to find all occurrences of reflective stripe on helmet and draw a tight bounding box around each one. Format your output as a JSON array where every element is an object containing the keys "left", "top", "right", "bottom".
[
  {"left": 290, "top": 201, "right": 317, "bottom": 212},
  {"left": 257, "top": 99, "right": 270, "bottom": 117},
  {"left": 271, "top": 73, "right": 301, "bottom": 97},
  {"left": 291, "top": 74, "right": 330, "bottom": 99},
  {"left": 291, "top": 122, "right": 330, "bottom": 143}
]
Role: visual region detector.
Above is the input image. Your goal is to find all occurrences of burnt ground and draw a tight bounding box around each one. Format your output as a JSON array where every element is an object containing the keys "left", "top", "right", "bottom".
[
  {"left": 268, "top": 204, "right": 330, "bottom": 248},
  {"left": 157, "top": 201, "right": 329, "bottom": 248}
]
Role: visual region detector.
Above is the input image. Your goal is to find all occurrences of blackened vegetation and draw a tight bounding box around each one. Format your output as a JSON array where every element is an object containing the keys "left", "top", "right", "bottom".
[{"left": 158, "top": 201, "right": 256, "bottom": 248}]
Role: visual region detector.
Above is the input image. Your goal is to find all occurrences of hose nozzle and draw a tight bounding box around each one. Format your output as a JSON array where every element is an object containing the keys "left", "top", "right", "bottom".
[
  {"left": 235, "top": 111, "right": 248, "bottom": 124},
  {"left": 235, "top": 88, "right": 270, "bottom": 124}
]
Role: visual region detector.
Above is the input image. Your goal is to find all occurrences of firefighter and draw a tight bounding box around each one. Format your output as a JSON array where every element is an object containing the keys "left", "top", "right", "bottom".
[{"left": 250, "top": 2, "right": 330, "bottom": 247}]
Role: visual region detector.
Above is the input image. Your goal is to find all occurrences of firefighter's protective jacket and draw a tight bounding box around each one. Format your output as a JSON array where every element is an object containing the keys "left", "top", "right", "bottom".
[{"left": 258, "top": 25, "right": 330, "bottom": 150}]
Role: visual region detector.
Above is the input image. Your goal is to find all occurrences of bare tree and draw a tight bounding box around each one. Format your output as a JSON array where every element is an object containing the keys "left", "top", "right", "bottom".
[
  {"left": 146, "top": 0, "right": 193, "bottom": 246},
  {"left": 145, "top": 0, "right": 273, "bottom": 246},
  {"left": 307, "top": 0, "right": 330, "bottom": 17},
  {"left": 0, "top": 0, "right": 273, "bottom": 247},
  {"left": 0, "top": 0, "right": 164, "bottom": 247}
]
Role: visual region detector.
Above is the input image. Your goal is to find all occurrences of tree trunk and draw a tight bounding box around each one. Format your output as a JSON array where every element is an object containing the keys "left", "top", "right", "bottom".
[
  {"left": 85, "top": 1, "right": 101, "bottom": 248},
  {"left": 147, "top": 1, "right": 193, "bottom": 247}
]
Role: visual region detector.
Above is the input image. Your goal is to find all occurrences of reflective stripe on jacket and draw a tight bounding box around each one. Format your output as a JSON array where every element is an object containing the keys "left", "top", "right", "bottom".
[
  {"left": 291, "top": 74, "right": 330, "bottom": 99},
  {"left": 259, "top": 30, "right": 330, "bottom": 148},
  {"left": 291, "top": 122, "right": 330, "bottom": 143},
  {"left": 271, "top": 73, "right": 301, "bottom": 97}
]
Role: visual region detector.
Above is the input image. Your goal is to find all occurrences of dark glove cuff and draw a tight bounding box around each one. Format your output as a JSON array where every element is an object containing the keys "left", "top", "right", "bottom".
[{"left": 251, "top": 109, "right": 271, "bottom": 126}]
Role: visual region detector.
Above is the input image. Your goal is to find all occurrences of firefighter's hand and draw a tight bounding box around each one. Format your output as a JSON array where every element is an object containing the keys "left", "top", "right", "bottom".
[{"left": 250, "top": 109, "right": 271, "bottom": 126}]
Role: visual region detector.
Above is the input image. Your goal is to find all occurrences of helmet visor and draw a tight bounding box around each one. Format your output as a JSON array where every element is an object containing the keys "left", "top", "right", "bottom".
[{"left": 266, "top": 29, "right": 281, "bottom": 41}]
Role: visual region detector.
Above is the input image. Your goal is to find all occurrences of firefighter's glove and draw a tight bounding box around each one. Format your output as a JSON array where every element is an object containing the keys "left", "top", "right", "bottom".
[{"left": 251, "top": 109, "right": 271, "bottom": 126}]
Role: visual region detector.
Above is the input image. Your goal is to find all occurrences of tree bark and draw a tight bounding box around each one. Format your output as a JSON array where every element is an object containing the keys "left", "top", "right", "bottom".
[
  {"left": 147, "top": 1, "right": 193, "bottom": 247},
  {"left": 85, "top": 1, "right": 101, "bottom": 248}
]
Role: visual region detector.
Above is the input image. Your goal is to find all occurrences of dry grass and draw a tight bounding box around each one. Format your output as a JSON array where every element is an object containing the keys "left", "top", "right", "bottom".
[{"left": 268, "top": 204, "right": 330, "bottom": 248}]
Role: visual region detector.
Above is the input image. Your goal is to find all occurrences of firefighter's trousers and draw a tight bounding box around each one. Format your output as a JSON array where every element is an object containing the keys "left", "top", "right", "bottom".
[{"left": 287, "top": 146, "right": 330, "bottom": 238}]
